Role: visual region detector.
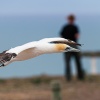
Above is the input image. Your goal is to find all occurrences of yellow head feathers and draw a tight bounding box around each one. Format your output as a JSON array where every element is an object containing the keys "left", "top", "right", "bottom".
[{"left": 55, "top": 44, "right": 68, "bottom": 51}]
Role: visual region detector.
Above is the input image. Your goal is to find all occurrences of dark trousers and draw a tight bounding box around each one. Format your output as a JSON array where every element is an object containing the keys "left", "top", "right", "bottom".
[{"left": 64, "top": 52, "right": 84, "bottom": 81}]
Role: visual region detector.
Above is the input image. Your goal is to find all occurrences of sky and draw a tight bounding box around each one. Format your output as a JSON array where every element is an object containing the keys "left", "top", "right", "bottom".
[
  {"left": 0, "top": 0, "right": 100, "bottom": 78},
  {"left": 0, "top": 0, "right": 100, "bottom": 16}
]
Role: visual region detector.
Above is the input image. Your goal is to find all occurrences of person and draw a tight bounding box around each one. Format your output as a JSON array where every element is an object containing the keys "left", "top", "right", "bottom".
[{"left": 60, "top": 14, "right": 84, "bottom": 81}]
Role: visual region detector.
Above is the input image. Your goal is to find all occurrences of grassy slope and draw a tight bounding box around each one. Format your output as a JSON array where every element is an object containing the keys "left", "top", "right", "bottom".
[{"left": 0, "top": 75, "right": 100, "bottom": 100}]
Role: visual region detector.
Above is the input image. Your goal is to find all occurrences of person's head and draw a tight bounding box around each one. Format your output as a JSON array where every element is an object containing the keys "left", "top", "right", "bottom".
[{"left": 67, "top": 14, "right": 75, "bottom": 24}]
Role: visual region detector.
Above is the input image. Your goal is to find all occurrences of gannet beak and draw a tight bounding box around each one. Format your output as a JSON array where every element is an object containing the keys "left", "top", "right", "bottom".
[{"left": 65, "top": 47, "right": 80, "bottom": 52}]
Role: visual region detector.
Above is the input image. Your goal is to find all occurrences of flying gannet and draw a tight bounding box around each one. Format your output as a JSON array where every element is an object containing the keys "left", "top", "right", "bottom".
[{"left": 0, "top": 37, "right": 82, "bottom": 67}]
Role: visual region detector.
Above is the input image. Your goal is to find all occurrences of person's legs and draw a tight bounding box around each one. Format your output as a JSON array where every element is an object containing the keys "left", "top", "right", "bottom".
[
  {"left": 73, "top": 52, "right": 84, "bottom": 80},
  {"left": 64, "top": 52, "right": 72, "bottom": 81}
]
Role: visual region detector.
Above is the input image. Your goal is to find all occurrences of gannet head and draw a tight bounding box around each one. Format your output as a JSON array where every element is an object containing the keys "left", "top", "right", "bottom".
[{"left": 37, "top": 38, "right": 81, "bottom": 54}]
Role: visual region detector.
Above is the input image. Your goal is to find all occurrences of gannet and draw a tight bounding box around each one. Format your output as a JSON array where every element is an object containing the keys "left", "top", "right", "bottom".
[{"left": 0, "top": 38, "right": 82, "bottom": 67}]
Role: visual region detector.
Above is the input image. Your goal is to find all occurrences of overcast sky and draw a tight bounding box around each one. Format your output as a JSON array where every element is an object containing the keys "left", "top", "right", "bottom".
[{"left": 0, "top": 0, "right": 100, "bottom": 16}]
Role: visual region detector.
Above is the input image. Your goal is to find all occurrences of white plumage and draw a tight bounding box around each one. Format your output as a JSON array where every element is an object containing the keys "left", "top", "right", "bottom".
[{"left": 0, "top": 37, "right": 81, "bottom": 67}]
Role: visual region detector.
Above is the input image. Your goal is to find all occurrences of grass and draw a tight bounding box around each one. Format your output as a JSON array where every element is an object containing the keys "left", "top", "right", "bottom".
[
  {"left": 0, "top": 75, "right": 99, "bottom": 100},
  {"left": 0, "top": 79, "right": 6, "bottom": 84}
]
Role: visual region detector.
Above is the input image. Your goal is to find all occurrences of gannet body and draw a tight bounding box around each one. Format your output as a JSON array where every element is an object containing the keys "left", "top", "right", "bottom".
[{"left": 0, "top": 37, "right": 81, "bottom": 67}]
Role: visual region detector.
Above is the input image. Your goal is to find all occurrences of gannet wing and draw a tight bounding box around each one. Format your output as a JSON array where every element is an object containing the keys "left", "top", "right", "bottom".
[
  {"left": 0, "top": 50, "right": 17, "bottom": 67},
  {"left": 18, "top": 47, "right": 36, "bottom": 56},
  {"left": 15, "top": 47, "right": 36, "bottom": 61}
]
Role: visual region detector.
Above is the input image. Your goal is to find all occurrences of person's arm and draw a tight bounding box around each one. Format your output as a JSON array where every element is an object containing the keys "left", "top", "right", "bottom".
[{"left": 75, "top": 26, "right": 80, "bottom": 39}]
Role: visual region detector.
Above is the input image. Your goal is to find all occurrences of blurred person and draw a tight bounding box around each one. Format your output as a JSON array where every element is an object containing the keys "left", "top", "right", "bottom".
[{"left": 60, "top": 14, "right": 84, "bottom": 81}]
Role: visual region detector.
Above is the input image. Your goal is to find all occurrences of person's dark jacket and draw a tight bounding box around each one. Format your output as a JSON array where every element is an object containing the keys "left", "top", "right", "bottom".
[{"left": 60, "top": 24, "right": 79, "bottom": 42}]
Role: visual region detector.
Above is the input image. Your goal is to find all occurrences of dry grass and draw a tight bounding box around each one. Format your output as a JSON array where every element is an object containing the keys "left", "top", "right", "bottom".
[{"left": 0, "top": 75, "right": 100, "bottom": 100}]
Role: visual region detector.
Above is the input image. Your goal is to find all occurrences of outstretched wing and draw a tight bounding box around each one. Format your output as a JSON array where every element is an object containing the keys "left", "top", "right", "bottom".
[
  {"left": 0, "top": 51, "right": 17, "bottom": 67},
  {"left": 16, "top": 47, "right": 36, "bottom": 61}
]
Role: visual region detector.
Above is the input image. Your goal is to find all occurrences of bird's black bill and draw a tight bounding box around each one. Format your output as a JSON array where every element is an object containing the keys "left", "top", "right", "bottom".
[
  {"left": 50, "top": 40, "right": 83, "bottom": 47},
  {"left": 75, "top": 43, "right": 84, "bottom": 46}
]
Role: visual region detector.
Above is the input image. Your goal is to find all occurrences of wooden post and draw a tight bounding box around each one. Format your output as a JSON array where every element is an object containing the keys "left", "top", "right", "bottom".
[
  {"left": 91, "top": 57, "right": 97, "bottom": 75},
  {"left": 51, "top": 81, "right": 62, "bottom": 100}
]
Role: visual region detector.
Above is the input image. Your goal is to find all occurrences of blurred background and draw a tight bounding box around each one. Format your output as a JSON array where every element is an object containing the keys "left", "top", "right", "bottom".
[{"left": 0, "top": 0, "right": 100, "bottom": 100}]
